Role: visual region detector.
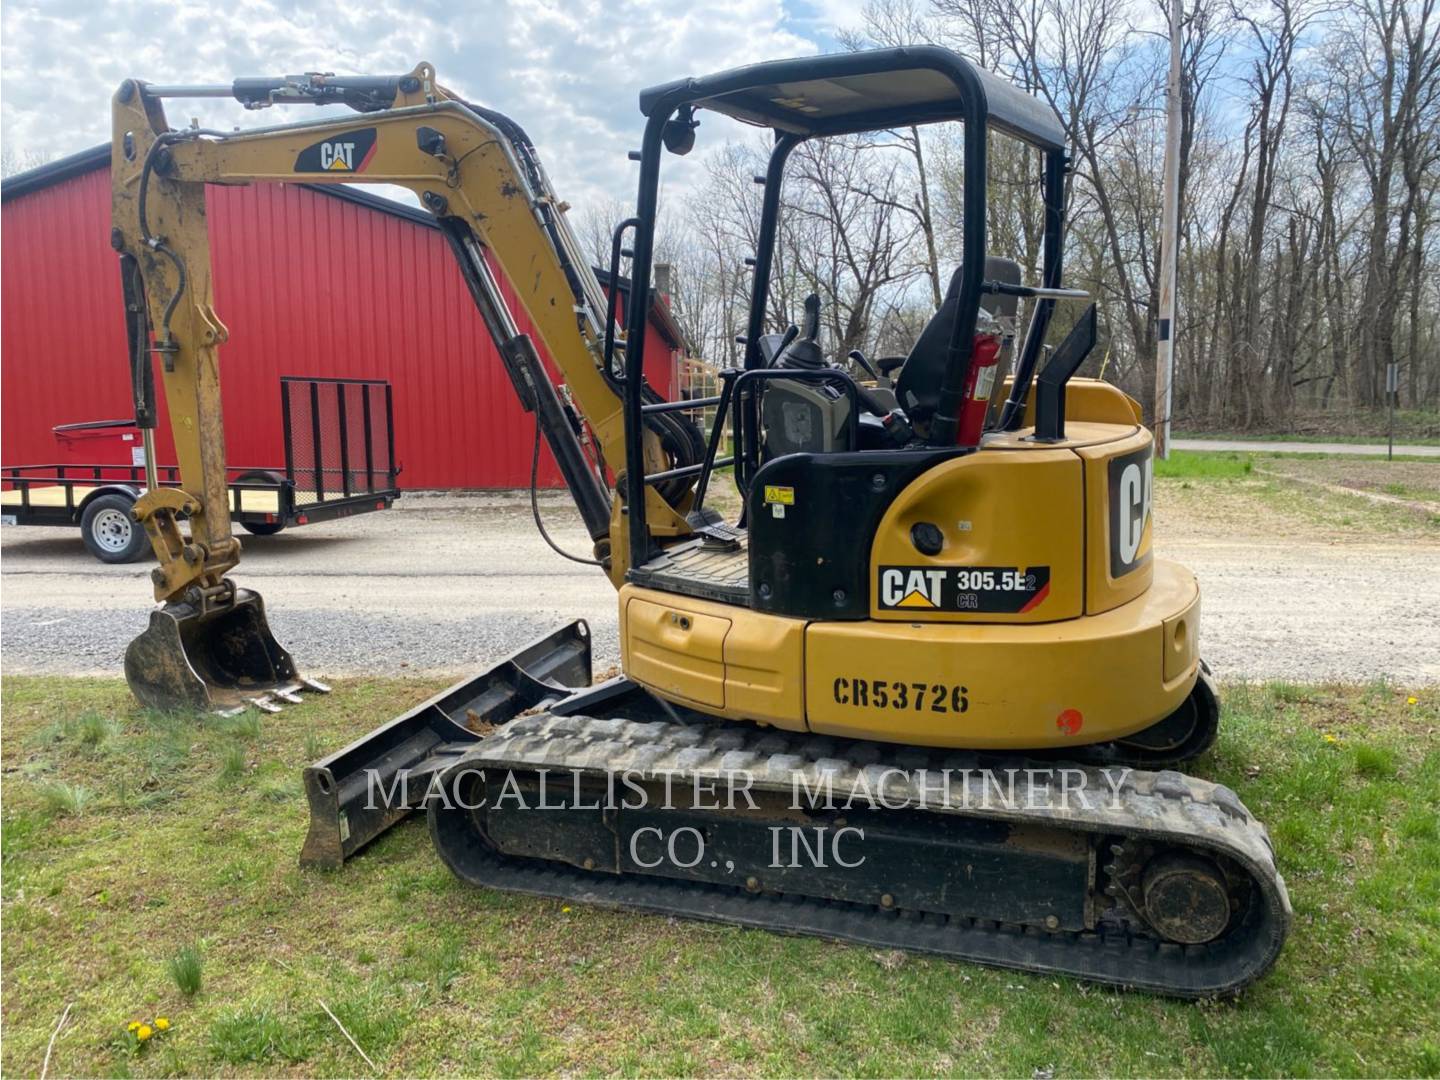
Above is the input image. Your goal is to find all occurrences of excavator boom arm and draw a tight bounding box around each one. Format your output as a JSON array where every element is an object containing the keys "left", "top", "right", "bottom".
[{"left": 111, "top": 62, "right": 693, "bottom": 602}]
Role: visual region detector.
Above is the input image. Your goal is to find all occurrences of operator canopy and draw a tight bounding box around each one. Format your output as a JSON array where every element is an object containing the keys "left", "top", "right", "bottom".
[{"left": 639, "top": 45, "right": 1065, "bottom": 152}]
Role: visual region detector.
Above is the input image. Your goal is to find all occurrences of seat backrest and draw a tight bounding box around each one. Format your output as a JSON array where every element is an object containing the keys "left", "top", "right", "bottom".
[{"left": 893, "top": 256, "right": 1023, "bottom": 423}]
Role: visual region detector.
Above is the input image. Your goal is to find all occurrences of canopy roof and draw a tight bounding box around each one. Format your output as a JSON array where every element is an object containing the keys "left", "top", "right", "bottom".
[{"left": 640, "top": 46, "right": 1065, "bottom": 152}]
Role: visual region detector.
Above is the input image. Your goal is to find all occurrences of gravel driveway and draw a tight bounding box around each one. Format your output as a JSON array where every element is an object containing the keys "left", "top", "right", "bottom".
[
  {"left": 3, "top": 488, "right": 1436, "bottom": 685},
  {"left": 1172, "top": 438, "right": 1440, "bottom": 457}
]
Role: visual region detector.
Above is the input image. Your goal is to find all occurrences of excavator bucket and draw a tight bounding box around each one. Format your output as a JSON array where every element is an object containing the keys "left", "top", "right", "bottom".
[
  {"left": 123, "top": 588, "right": 323, "bottom": 714},
  {"left": 299, "top": 620, "right": 592, "bottom": 869}
]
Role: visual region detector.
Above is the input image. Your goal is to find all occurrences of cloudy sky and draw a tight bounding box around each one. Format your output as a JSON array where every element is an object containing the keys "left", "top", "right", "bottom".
[{"left": 1, "top": 0, "right": 870, "bottom": 209}]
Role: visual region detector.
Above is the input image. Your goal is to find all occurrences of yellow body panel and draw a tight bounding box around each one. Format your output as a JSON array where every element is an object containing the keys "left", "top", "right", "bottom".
[
  {"left": 807, "top": 559, "right": 1199, "bottom": 748},
  {"left": 624, "top": 596, "right": 730, "bottom": 708},
  {"left": 870, "top": 421, "right": 1155, "bottom": 627},
  {"left": 869, "top": 448, "right": 1083, "bottom": 622},
  {"left": 1001, "top": 377, "right": 1143, "bottom": 428},
  {"left": 619, "top": 412, "right": 1189, "bottom": 750},
  {"left": 620, "top": 557, "right": 1199, "bottom": 749},
  {"left": 620, "top": 586, "right": 809, "bottom": 729}
]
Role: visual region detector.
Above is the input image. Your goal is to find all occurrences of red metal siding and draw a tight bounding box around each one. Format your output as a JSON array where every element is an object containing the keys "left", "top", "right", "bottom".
[{"left": 1, "top": 165, "right": 679, "bottom": 489}]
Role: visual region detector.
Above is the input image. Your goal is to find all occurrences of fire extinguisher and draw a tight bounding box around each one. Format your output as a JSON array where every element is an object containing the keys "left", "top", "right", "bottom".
[{"left": 955, "top": 331, "right": 1003, "bottom": 448}]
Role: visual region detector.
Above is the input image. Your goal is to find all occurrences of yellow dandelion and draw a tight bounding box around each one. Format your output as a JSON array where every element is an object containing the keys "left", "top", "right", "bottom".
[
  {"left": 562, "top": 906, "right": 572, "bottom": 913},
  {"left": 137, "top": 1024, "right": 154, "bottom": 1041},
  {"left": 155, "top": 1017, "right": 170, "bottom": 1031},
  {"left": 127, "top": 1021, "right": 142, "bottom": 1032},
  {"left": 1407, "top": 696, "right": 1419, "bottom": 705},
  {"left": 1323, "top": 733, "right": 1338, "bottom": 744}
]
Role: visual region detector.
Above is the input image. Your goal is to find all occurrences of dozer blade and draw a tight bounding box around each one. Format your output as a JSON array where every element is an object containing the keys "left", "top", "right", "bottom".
[
  {"left": 299, "top": 619, "right": 593, "bottom": 869},
  {"left": 123, "top": 588, "right": 322, "bottom": 715}
]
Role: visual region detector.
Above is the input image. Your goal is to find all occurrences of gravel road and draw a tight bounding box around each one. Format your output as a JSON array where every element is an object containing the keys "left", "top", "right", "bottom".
[
  {"left": 1172, "top": 437, "right": 1440, "bottom": 457},
  {"left": 3, "top": 488, "right": 1436, "bottom": 685}
]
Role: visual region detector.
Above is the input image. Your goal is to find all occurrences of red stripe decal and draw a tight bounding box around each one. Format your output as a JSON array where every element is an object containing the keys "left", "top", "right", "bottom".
[{"left": 1020, "top": 581, "right": 1050, "bottom": 612}]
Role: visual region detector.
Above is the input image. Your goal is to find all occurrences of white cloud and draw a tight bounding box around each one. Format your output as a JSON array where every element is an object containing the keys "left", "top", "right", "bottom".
[{"left": 0, "top": 0, "right": 874, "bottom": 214}]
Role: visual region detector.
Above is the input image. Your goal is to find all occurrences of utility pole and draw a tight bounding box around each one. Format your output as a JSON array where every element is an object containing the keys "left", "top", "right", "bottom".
[
  {"left": 1387, "top": 362, "right": 1398, "bottom": 461},
  {"left": 1155, "top": 0, "right": 1183, "bottom": 459}
]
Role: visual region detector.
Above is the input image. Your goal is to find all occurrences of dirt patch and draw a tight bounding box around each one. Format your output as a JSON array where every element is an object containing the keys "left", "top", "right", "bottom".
[
  {"left": 1153, "top": 476, "right": 1439, "bottom": 684},
  {"left": 1158, "top": 468, "right": 1439, "bottom": 544},
  {"left": 1255, "top": 457, "right": 1440, "bottom": 507}
]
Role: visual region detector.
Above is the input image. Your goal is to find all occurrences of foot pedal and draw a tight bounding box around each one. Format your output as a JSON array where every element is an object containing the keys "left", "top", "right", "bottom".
[
  {"left": 694, "top": 520, "right": 745, "bottom": 551},
  {"left": 687, "top": 507, "right": 743, "bottom": 550}
]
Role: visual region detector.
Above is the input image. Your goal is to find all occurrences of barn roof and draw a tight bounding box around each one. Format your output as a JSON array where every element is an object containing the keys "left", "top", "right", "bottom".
[
  {"left": 0, "top": 142, "right": 437, "bottom": 227},
  {"left": 1, "top": 144, "right": 110, "bottom": 201},
  {"left": 1, "top": 144, "right": 688, "bottom": 352}
]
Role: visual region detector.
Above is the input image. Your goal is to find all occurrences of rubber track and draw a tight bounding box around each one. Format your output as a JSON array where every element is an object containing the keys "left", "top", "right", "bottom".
[{"left": 429, "top": 713, "right": 1291, "bottom": 997}]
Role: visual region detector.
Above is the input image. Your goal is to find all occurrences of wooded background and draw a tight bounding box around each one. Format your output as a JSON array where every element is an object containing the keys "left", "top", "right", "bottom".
[{"left": 579, "top": 0, "right": 1440, "bottom": 435}]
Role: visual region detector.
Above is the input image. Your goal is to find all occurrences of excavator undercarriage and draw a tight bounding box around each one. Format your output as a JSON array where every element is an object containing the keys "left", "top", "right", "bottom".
[
  {"left": 112, "top": 47, "right": 1290, "bottom": 996},
  {"left": 299, "top": 622, "right": 1283, "bottom": 997}
]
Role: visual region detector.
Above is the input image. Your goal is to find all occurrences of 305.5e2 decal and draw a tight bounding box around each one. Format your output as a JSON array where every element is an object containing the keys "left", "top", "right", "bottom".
[{"left": 877, "top": 564, "right": 1051, "bottom": 613}]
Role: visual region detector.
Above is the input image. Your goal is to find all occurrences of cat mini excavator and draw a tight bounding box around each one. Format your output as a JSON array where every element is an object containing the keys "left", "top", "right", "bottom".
[{"left": 112, "top": 47, "right": 1289, "bottom": 995}]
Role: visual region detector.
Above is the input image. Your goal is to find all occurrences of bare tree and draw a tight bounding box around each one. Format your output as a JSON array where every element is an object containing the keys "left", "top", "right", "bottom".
[{"left": 0, "top": 147, "right": 55, "bottom": 178}]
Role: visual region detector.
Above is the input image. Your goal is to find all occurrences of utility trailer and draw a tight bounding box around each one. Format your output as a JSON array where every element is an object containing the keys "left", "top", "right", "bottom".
[{"left": 1, "top": 376, "right": 399, "bottom": 563}]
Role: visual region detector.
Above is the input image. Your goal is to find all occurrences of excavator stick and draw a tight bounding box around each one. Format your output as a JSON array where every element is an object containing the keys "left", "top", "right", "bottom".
[
  {"left": 299, "top": 620, "right": 593, "bottom": 869},
  {"left": 124, "top": 588, "right": 320, "bottom": 714},
  {"left": 114, "top": 219, "right": 326, "bottom": 715}
]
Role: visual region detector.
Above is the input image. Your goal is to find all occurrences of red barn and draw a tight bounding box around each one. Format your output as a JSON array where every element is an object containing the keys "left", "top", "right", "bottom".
[{"left": 0, "top": 147, "right": 688, "bottom": 489}]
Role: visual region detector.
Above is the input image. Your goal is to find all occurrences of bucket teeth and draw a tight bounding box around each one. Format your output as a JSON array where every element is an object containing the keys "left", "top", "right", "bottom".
[
  {"left": 231, "top": 679, "right": 328, "bottom": 715},
  {"left": 243, "top": 680, "right": 328, "bottom": 714}
]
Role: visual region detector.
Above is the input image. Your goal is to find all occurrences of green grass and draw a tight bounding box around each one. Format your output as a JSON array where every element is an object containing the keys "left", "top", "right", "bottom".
[
  {"left": 1177, "top": 407, "right": 1440, "bottom": 445},
  {"left": 2, "top": 676, "right": 1437, "bottom": 1076},
  {"left": 1155, "top": 449, "right": 1255, "bottom": 479},
  {"left": 167, "top": 943, "right": 204, "bottom": 997},
  {"left": 33, "top": 779, "right": 96, "bottom": 817},
  {"left": 1155, "top": 449, "right": 1440, "bottom": 537},
  {"left": 1178, "top": 431, "right": 1440, "bottom": 447}
]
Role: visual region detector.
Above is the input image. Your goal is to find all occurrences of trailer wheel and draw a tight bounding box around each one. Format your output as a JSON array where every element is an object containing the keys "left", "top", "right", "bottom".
[
  {"left": 235, "top": 470, "right": 287, "bottom": 536},
  {"left": 80, "top": 493, "right": 149, "bottom": 563}
]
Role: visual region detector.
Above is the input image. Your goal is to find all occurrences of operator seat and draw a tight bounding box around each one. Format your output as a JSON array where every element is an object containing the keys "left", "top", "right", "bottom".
[{"left": 893, "top": 256, "right": 1022, "bottom": 426}]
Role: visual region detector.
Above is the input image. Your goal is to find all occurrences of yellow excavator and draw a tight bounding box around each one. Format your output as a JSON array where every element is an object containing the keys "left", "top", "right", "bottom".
[{"left": 111, "top": 47, "right": 1289, "bottom": 995}]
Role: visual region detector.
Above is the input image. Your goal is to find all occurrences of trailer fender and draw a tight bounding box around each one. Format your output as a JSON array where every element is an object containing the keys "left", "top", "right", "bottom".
[
  {"left": 77, "top": 486, "right": 150, "bottom": 563},
  {"left": 74, "top": 483, "right": 142, "bottom": 523}
]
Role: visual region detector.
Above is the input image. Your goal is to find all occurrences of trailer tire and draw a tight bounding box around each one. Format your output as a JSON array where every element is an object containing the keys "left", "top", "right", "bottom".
[
  {"left": 80, "top": 493, "right": 149, "bottom": 563},
  {"left": 234, "top": 470, "right": 287, "bottom": 536}
]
